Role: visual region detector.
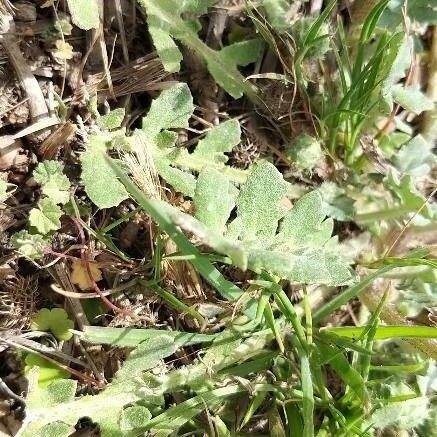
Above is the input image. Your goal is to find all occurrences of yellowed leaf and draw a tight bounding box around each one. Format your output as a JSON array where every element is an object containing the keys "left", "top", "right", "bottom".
[
  {"left": 70, "top": 260, "right": 102, "bottom": 290},
  {"left": 53, "top": 40, "right": 74, "bottom": 60}
]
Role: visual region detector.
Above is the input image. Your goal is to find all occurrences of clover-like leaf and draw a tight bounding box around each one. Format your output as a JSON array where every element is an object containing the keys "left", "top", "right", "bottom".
[
  {"left": 29, "top": 198, "right": 62, "bottom": 234},
  {"left": 25, "top": 354, "right": 69, "bottom": 387},
  {"left": 11, "top": 230, "right": 48, "bottom": 259},
  {"left": 31, "top": 308, "right": 74, "bottom": 341},
  {"left": 33, "top": 160, "right": 71, "bottom": 205},
  {"left": 33, "top": 160, "right": 65, "bottom": 185},
  {"left": 41, "top": 174, "right": 70, "bottom": 205}
]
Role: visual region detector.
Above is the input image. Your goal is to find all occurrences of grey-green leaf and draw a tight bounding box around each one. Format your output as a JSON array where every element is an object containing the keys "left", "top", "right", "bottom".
[
  {"left": 66, "top": 0, "right": 100, "bottom": 30},
  {"left": 393, "top": 135, "right": 436, "bottom": 177},
  {"left": 81, "top": 136, "right": 128, "bottom": 209},
  {"left": 142, "top": 83, "right": 194, "bottom": 141},
  {"left": 194, "top": 168, "right": 238, "bottom": 233},
  {"left": 97, "top": 108, "right": 126, "bottom": 130},
  {"left": 392, "top": 84, "right": 434, "bottom": 115},
  {"left": 236, "top": 161, "right": 288, "bottom": 243}
]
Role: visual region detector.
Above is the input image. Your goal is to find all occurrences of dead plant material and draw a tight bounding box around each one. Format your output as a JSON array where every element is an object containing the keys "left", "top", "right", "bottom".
[
  {"left": 0, "top": 137, "right": 27, "bottom": 170},
  {"left": 0, "top": 275, "right": 39, "bottom": 330},
  {"left": 0, "top": 14, "right": 49, "bottom": 122},
  {"left": 76, "top": 54, "right": 171, "bottom": 103},
  {"left": 37, "top": 122, "right": 76, "bottom": 159}
]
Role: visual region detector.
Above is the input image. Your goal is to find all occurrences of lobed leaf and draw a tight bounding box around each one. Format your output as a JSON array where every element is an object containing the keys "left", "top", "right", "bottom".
[
  {"left": 11, "top": 230, "right": 48, "bottom": 259},
  {"left": 29, "top": 198, "right": 62, "bottom": 234}
]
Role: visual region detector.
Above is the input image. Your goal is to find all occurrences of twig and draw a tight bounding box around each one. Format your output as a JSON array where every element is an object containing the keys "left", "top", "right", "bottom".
[
  {"left": 422, "top": 25, "right": 437, "bottom": 142},
  {"left": 0, "top": 14, "right": 49, "bottom": 121}
]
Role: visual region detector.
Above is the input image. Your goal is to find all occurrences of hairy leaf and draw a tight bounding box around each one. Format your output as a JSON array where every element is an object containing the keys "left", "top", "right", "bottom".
[
  {"left": 81, "top": 135, "right": 128, "bottom": 208},
  {"left": 66, "top": 0, "right": 100, "bottom": 30},
  {"left": 236, "top": 161, "right": 288, "bottom": 242},
  {"left": 33, "top": 161, "right": 65, "bottom": 185},
  {"left": 385, "top": 171, "right": 433, "bottom": 218},
  {"left": 392, "top": 84, "right": 434, "bottom": 115},
  {"left": 138, "top": 0, "right": 260, "bottom": 100},
  {"left": 97, "top": 108, "right": 126, "bottom": 130},
  {"left": 194, "top": 168, "right": 238, "bottom": 233},
  {"left": 393, "top": 135, "right": 436, "bottom": 176},
  {"left": 11, "top": 230, "right": 48, "bottom": 259},
  {"left": 141, "top": 82, "right": 194, "bottom": 142}
]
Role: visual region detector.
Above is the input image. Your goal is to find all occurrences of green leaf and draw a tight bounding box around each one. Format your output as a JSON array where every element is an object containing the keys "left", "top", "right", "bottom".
[
  {"left": 29, "top": 198, "right": 62, "bottom": 234},
  {"left": 392, "top": 84, "right": 434, "bottom": 115},
  {"left": 81, "top": 135, "right": 128, "bottom": 208},
  {"left": 236, "top": 161, "right": 288, "bottom": 242},
  {"left": 66, "top": 0, "right": 100, "bottom": 30},
  {"left": 33, "top": 161, "right": 65, "bottom": 185},
  {"left": 33, "top": 160, "right": 71, "bottom": 205},
  {"left": 219, "top": 39, "right": 263, "bottom": 67},
  {"left": 380, "top": 35, "right": 412, "bottom": 113},
  {"left": 194, "top": 168, "right": 238, "bottom": 233},
  {"left": 121, "top": 406, "right": 152, "bottom": 433},
  {"left": 286, "top": 134, "right": 322, "bottom": 171},
  {"left": 148, "top": 17, "right": 183, "bottom": 73},
  {"left": 25, "top": 355, "right": 69, "bottom": 387},
  {"left": 141, "top": 82, "right": 194, "bottom": 142},
  {"left": 148, "top": 112, "right": 245, "bottom": 196},
  {"left": 35, "top": 422, "right": 72, "bottom": 437},
  {"left": 41, "top": 175, "right": 70, "bottom": 205},
  {"left": 393, "top": 135, "right": 436, "bottom": 176},
  {"left": 11, "top": 230, "right": 48, "bottom": 259},
  {"left": 114, "top": 335, "right": 176, "bottom": 381},
  {"left": 379, "top": 0, "right": 437, "bottom": 26},
  {"left": 97, "top": 108, "right": 126, "bottom": 130},
  {"left": 262, "top": 0, "right": 291, "bottom": 32},
  {"left": 384, "top": 171, "right": 433, "bottom": 218},
  {"left": 189, "top": 119, "right": 241, "bottom": 165},
  {"left": 82, "top": 326, "right": 218, "bottom": 347},
  {"left": 138, "top": 0, "right": 259, "bottom": 100},
  {"left": 321, "top": 325, "right": 437, "bottom": 340},
  {"left": 31, "top": 308, "right": 74, "bottom": 341}
]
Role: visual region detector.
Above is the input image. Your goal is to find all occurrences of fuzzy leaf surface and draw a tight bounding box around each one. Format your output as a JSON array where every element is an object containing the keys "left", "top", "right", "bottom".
[
  {"left": 392, "top": 84, "right": 434, "bottom": 115},
  {"left": 11, "top": 230, "right": 48, "bottom": 259},
  {"left": 66, "top": 0, "right": 99, "bottom": 30},
  {"left": 194, "top": 167, "right": 238, "bottom": 233},
  {"left": 81, "top": 135, "right": 128, "bottom": 209}
]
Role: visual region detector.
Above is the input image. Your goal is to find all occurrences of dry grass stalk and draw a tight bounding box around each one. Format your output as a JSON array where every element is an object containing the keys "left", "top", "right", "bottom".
[{"left": 78, "top": 54, "right": 171, "bottom": 103}]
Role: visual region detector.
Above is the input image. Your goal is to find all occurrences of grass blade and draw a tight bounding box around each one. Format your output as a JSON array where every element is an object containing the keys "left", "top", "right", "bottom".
[
  {"left": 312, "top": 266, "right": 394, "bottom": 323},
  {"left": 321, "top": 325, "right": 437, "bottom": 340}
]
